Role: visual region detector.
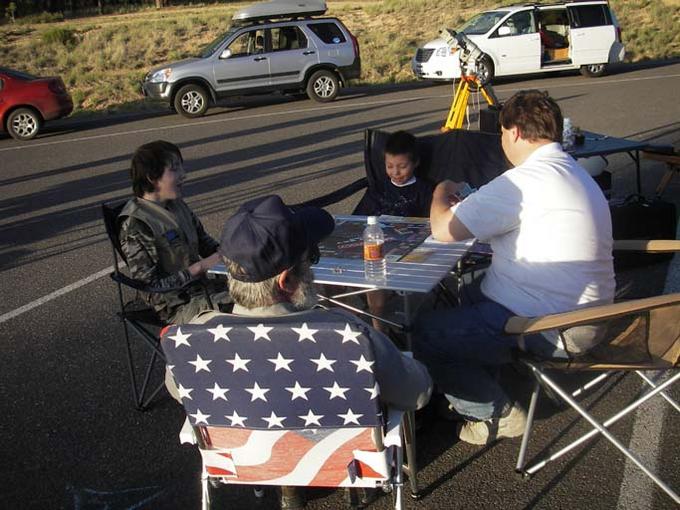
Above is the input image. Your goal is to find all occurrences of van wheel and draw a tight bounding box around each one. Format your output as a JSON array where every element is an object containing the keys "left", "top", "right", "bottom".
[
  {"left": 174, "top": 84, "right": 209, "bottom": 118},
  {"left": 580, "top": 64, "right": 607, "bottom": 77},
  {"left": 7, "top": 107, "right": 42, "bottom": 140},
  {"left": 306, "top": 70, "right": 339, "bottom": 102}
]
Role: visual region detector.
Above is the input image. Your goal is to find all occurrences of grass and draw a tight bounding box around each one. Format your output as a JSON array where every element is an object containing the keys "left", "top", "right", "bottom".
[{"left": 0, "top": 0, "right": 678, "bottom": 114}]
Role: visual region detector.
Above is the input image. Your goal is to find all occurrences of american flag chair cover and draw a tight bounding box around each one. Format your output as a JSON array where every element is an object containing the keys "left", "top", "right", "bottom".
[{"left": 161, "top": 309, "right": 406, "bottom": 510}]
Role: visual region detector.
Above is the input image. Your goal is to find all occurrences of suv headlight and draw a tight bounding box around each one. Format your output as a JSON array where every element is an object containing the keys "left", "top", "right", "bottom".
[
  {"left": 148, "top": 68, "right": 172, "bottom": 83},
  {"left": 435, "top": 47, "right": 448, "bottom": 57}
]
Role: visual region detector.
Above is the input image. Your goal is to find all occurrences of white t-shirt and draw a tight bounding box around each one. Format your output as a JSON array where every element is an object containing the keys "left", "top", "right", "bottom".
[{"left": 453, "top": 142, "right": 615, "bottom": 318}]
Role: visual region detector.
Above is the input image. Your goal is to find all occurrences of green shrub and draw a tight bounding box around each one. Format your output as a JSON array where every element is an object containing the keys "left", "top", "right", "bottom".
[
  {"left": 18, "top": 11, "right": 64, "bottom": 25},
  {"left": 42, "top": 26, "right": 76, "bottom": 46}
]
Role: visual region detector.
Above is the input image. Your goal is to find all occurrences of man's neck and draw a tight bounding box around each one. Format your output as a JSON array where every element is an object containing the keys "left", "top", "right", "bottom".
[
  {"left": 232, "top": 302, "right": 300, "bottom": 317},
  {"left": 513, "top": 138, "right": 554, "bottom": 166}
]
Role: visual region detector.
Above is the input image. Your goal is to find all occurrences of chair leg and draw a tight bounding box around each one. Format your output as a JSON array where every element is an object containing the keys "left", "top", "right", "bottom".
[
  {"left": 201, "top": 467, "right": 210, "bottom": 510},
  {"left": 394, "top": 443, "right": 404, "bottom": 510},
  {"left": 516, "top": 377, "right": 540, "bottom": 473},
  {"left": 402, "top": 410, "right": 419, "bottom": 499},
  {"left": 121, "top": 318, "right": 166, "bottom": 411},
  {"left": 636, "top": 371, "right": 680, "bottom": 412},
  {"left": 523, "top": 365, "right": 680, "bottom": 503}
]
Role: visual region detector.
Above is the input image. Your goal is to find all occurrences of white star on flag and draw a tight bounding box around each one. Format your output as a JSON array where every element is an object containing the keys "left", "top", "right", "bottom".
[
  {"left": 206, "top": 383, "right": 229, "bottom": 401},
  {"left": 268, "top": 352, "right": 293, "bottom": 372},
  {"left": 189, "top": 354, "right": 211, "bottom": 373},
  {"left": 190, "top": 409, "right": 210, "bottom": 425},
  {"left": 262, "top": 411, "right": 286, "bottom": 428},
  {"left": 226, "top": 353, "right": 250, "bottom": 372},
  {"left": 226, "top": 411, "right": 246, "bottom": 427},
  {"left": 310, "top": 353, "right": 336, "bottom": 372},
  {"left": 168, "top": 328, "right": 191, "bottom": 348},
  {"left": 245, "top": 382, "right": 270, "bottom": 402},
  {"left": 177, "top": 384, "right": 193, "bottom": 400},
  {"left": 286, "top": 381, "right": 311, "bottom": 401},
  {"left": 248, "top": 323, "right": 273, "bottom": 341},
  {"left": 208, "top": 324, "right": 232, "bottom": 342},
  {"left": 324, "top": 381, "right": 350, "bottom": 400},
  {"left": 338, "top": 408, "right": 363, "bottom": 425},
  {"left": 364, "top": 382, "right": 380, "bottom": 400},
  {"left": 335, "top": 324, "right": 361, "bottom": 344},
  {"left": 292, "top": 323, "right": 318, "bottom": 343},
  {"left": 350, "top": 355, "right": 374, "bottom": 373},
  {"left": 299, "top": 410, "right": 324, "bottom": 427}
]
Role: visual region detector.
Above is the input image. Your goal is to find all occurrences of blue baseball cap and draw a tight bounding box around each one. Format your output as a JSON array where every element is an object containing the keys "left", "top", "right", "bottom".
[{"left": 219, "top": 195, "right": 334, "bottom": 282}]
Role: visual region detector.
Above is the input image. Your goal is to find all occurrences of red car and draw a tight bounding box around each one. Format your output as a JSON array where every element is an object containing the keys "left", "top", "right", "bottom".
[{"left": 0, "top": 67, "right": 73, "bottom": 141}]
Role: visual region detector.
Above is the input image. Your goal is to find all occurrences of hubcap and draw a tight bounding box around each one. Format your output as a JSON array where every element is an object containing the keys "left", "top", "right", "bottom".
[
  {"left": 181, "top": 91, "right": 204, "bottom": 114},
  {"left": 12, "top": 113, "right": 37, "bottom": 138},
  {"left": 313, "top": 76, "right": 335, "bottom": 98},
  {"left": 588, "top": 64, "right": 604, "bottom": 73}
]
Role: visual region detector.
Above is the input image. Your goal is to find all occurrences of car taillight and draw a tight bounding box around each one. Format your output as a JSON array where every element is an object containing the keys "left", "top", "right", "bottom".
[
  {"left": 351, "top": 33, "right": 360, "bottom": 59},
  {"left": 616, "top": 27, "right": 622, "bottom": 42},
  {"left": 48, "top": 79, "right": 64, "bottom": 94}
]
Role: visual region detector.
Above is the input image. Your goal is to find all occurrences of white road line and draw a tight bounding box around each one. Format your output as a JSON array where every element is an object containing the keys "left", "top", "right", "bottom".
[
  {"left": 0, "top": 266, "right": 113, "bottom": 325},
  {"left": 1, "top": 72, "right": 678, "bottom": 153},
  {"left": 616, "top": 223, "right": 680, "bottom": 509}
]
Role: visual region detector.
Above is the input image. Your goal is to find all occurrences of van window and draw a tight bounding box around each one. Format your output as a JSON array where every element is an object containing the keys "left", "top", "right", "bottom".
[
  {"left": 458, "top": 11, "right": 508, "bottom": 35},
  {"left": 569, "top": 5, "right": 612, "bottom": 28},
  {"left": 271, "top": 26, "right": 307, "bottom": 51},
  {"left": 494, "top": 10, "right": 536, "bottom": 37},
  {"left": 307, "top": 22, "right": 346, "bottom": 44},
  {"left": 227, "top": 29, "right": 267, "bottom": 57}
]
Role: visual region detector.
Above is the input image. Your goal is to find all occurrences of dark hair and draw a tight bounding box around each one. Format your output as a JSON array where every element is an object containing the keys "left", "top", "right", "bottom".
[
  {"left": 130, "top": 140, "right": 183, "bottom": 197},
  {"left": 499, "top": 90, "right": 563, "bottom": 143},
  {"left": 385, "top": 130, "right": 418, "bottom": 163}
]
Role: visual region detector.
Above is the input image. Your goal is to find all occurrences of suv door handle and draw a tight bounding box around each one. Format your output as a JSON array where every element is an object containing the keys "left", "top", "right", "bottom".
[
  {"left": 254, "top": 56, "right": 267, "bottom": 61},
  {"left": 303, "top": 50, "right": 316, "bottom": 55}
]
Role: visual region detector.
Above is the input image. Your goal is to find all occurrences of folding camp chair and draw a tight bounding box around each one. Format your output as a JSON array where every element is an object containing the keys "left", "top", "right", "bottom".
[
  {"left": 510, "top": 240, "right": 680, "bottom": 503},
  {"left": 160, "top": 308, "right": 418, "bottom": 510},
  {"left": 102, "top": 201, "right": 213, "bottom": 411}
]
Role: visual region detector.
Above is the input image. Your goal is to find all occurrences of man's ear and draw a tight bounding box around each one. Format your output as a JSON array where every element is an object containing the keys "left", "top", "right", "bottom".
[{"left": 277, "top": 269, "right": 297, "bottom": 295}]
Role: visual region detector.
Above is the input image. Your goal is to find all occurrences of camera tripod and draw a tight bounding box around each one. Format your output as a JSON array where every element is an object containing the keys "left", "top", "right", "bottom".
[{"left": 441, "top": 73, "right": 499, "bottom": 132}]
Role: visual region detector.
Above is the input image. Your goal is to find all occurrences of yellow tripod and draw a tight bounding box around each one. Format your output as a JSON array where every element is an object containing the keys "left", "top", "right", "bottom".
[{"left": 441, "top": 74, "right": 499, "bottom": 132}]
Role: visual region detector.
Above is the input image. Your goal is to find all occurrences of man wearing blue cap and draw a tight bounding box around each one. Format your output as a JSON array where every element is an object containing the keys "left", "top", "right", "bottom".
[{"left": 167, "top": 195, "right": 432, "bottom": 509}]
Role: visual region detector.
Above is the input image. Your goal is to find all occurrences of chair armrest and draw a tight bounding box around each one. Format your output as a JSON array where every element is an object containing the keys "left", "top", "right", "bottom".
[
  {"left": 504, "top": 293, "right": 680, "bottom": 335},
  {"left": 613, "top": 239, "right": 680, "bottom": 253},
  {"left": 292, "top": 177, "right": 368, "bottom": 209},
  {"left": 110, "top": 271, "right": 197, "bottom": 294}
]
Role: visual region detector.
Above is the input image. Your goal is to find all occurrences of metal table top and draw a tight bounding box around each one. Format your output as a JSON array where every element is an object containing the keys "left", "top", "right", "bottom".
[
  {"left": 211, "top": 215, "right": 473, "bottom": 294},
  {"left": 568, "top": 130, "right": 653, "bottom": 159}
]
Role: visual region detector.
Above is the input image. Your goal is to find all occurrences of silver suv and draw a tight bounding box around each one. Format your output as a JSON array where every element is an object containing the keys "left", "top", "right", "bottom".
[{"left": 142, "top": 0, "right": 360, "bottom": 118}]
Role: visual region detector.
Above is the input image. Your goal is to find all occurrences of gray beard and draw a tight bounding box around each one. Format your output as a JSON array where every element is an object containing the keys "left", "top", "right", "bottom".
[{"left": 290, "top": 268, "right": 318, "bottom": 310}]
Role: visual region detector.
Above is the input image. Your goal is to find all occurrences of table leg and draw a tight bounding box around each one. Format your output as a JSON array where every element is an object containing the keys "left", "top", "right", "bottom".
[{"left": 401, "top": 291, "right": 413, "bottom": 351}]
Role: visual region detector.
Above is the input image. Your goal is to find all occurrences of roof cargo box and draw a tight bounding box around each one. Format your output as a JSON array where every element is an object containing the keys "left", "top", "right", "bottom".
[{"left": 233, "top": 0, "right": 328, "bottom": 23}]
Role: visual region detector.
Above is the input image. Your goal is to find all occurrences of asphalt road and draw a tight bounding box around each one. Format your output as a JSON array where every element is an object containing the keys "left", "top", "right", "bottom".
[{"left": 1, "top": 61, "right": 679, "bottom": 510}]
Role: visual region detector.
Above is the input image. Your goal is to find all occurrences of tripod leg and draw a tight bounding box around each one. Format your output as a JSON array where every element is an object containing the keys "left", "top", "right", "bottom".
[{"left": 442, "top": 79, "right": 469, "bottom": 131}]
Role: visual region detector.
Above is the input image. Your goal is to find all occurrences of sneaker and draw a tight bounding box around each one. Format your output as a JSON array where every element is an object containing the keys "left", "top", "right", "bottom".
[{"left": 457, "top": 404, "right": 527, "bottom": 445}]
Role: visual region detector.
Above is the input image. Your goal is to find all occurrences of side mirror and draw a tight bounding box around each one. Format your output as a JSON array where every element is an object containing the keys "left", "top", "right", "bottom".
[
  {"left": 498, "top": 26, "right": 512, "bottom": 37},
  {"left": 220, "top": 48, "right": 232, "bottom": 59}
]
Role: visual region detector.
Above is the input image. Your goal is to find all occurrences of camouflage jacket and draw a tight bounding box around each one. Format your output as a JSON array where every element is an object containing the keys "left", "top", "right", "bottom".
[{"left": 119, "top": 198, "right": 219, "bottom": 321}]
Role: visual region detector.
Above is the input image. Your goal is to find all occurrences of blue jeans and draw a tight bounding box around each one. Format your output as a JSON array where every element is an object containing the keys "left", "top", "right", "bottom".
[{"left": 414, "top": 281, "right": 564, "bottom": 421}]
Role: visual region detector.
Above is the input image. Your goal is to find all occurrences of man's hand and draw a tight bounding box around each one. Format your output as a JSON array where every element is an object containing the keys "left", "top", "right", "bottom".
[{"left": 430, "top": 180, "right": 474, "bottom": 242}]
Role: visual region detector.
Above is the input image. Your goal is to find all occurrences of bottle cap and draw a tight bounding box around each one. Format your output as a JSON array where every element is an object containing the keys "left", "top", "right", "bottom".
[{"left": 367, "top": 216, "right": 378, "bottom": 225}]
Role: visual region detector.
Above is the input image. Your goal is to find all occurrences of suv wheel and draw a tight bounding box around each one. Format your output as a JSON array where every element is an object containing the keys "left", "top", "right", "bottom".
[
  {"left": 174, "top": 84, "right": 209, "bottom": 118},
  {"left": 580, "top": 64, "right": 607, "bottom": 78},
  {"left": 306, "top": 70, "right": 339, "bottom": 102},
  {"left": 7, "top": 108, "right": 42, "bottom": 141}
]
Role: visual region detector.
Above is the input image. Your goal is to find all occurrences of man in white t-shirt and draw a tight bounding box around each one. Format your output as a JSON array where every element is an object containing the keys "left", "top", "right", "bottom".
[{"left": 416, "top": 90, "right": 615, "bottom": 445}]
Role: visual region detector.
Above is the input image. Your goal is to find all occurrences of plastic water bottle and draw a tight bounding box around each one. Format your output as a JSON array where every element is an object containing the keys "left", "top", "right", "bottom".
[
  {"left": 562, "top": 117, "right": 575, "bottom": 149},
  {"left": 363, "top": 216, "right": 386, "bottom": 281}
]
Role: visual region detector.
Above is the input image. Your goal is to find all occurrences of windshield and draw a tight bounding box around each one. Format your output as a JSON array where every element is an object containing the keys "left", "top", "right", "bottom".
[
  {"left": 0, "top": 67, "right": 37, "bottom": 80},
  {"left": 458, "top": 11, "right": 508, "bottom": 35},
  {"left": 197, "top": 27, "right": 239, "bottom": 58}
]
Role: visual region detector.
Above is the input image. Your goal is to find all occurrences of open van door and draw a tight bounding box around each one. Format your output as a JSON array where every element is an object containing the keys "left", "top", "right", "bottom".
[{"left": 567, "top": 2, "right": 616, "bottom": 65}]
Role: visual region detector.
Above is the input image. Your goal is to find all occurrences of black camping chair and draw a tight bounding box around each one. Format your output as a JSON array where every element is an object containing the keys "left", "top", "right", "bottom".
[{"left": 102, "top": 201, "right": 213, "bottom": 411}]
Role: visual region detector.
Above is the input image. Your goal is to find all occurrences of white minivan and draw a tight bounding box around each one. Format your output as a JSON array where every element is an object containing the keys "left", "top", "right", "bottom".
[{"left": 412, "top": 1, "right": 625, "bottom": 83}]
